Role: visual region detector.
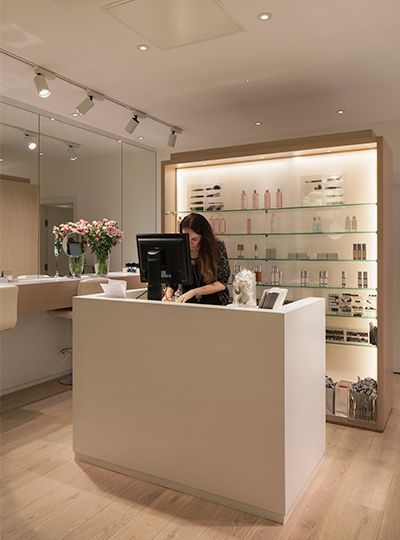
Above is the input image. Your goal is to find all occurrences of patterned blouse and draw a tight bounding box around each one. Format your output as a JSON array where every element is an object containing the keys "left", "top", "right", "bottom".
[{"left": 171, "top": 241, "right": 230, "bottom": 305}]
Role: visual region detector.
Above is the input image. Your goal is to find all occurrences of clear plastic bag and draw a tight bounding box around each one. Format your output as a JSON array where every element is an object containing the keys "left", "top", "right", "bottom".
[{"left": 232, "top": 268, "right": 257, "bottom": 308}]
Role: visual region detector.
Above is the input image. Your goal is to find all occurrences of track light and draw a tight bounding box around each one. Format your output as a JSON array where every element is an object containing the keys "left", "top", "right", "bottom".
[
  {"left": 75, "top": 90, "right": 104, "bottom": 116},
  {"left": 167, "top": 128, "right": 181, "bottom": 148},
  {"left": 67, "top": 144, "right": 78, "bottom": 161},
  {"left": 33, "top": 67, "right": 54, "bottom": 98},
  {"left": 24, "top": 132, "right": 37, "bottom": 150},
  {"left": 125, "top": 114, "right": 140, "bottom": 134}
]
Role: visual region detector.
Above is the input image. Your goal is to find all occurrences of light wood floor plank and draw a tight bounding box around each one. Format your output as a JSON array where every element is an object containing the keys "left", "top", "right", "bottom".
[{"left": 0, "top": 376, "right": 398, "bottom": 540}]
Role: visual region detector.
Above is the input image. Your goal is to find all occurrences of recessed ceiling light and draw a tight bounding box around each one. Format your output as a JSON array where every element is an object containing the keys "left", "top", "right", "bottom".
[
  {"left": 71, "top": 111, "right": 80, "bottom": 117},
  {"left": 258, "top": 12, "right": 272, "bottom": 21},
  {"left": 50, "top": 117, "right": 55, "bottom": 121},
  {"left": 0, "top": 158, "right": 4, "bottom": 162},
  {"left": 137, "top": 44, "right": 150, "bottom": 52},
  {"left": 40, "top": 152, "right": 44, "bottom": 156},
  {"left": 255, "top": 121, "right": 262, "bottom": 126},
  {"left": 138, "top": 136, "right": 144, "bottom": 140},
  {"left": 336, "top": 109, "right": 345, "bottom": 114},
  {"left": 118, "top": 139, "right": 122, "bottom": 143}
]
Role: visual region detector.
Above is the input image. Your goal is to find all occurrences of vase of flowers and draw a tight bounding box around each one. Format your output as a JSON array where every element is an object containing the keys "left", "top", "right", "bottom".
[
  {"left": 68, "top": 254, "right": 85, "bottom": 277},
  {"left": 53, "top": 220, "right": 90, "bottom": 277},
  {"left": 87, "top": 219, "right": 124, "bottom": 276}
]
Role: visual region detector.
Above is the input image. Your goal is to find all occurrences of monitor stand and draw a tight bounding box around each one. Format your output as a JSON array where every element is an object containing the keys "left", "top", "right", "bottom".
[{"left": 147, "top": 249, "right": 162, "bottom": 301}]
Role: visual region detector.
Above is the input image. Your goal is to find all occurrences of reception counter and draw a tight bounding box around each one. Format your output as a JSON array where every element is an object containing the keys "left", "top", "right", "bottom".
[{"left": 73, "top": 292, "right": 325, "bottom": 523}]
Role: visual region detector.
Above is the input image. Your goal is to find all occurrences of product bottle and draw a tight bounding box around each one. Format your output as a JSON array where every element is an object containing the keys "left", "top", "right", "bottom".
[
  {"left": 246, "top": 217, "right": 252, "bottom": 234},
  {"left": 214, "top": 214, "right": 220, "bottom": 234},
  {"left": 361, "top": 243, "right": 366, "bottom": 260},
  {"left": 276, "top": 188, "right": 283, "bottom": 208},
  {"left": 252, "top": 189, "right": 260, "bottom": 209},
  {"left": 241, "top": 190, "right": 248, "bottom": 210},
  {"left": 345, "top": 216, "right": 351, "bottom": 232},
  {"left": 312, "top": 217, "right": 317, "bottom": 232},
  {"left": 351, "top": 215, "right": 358, "bottom": 231},
  {"left": 264, "top": 189, "right": 271, "bottom": 209},
  {"left": 238, "top": 244, "right": 244, "bottom": 259},
  {"left": 363, "top": 271, "right": 368, "bottom": 288},
  {"left": 358, "top": 271, "right": 363, "bottom": 288},
  {"left": 317, "top": 216, "right": 322, "bottom": 232},
  {"left": 304, "top": 270, "right": 309, "bottom": 286},
  {"left": 254, "top": 244, "right": 259, "bottom": 259},
  {"left": 220, "top": 216, "right": 226, "bottom": 234},
  {"left": 254, "top": 265, "right": 262, "bottom": 284},
  {"left": 324, "top": 270, "right": 328, "bottom": 287},
  {"left": 342, "top": 271, "right": 347, "bottom": 287},
  {"left": 319, "top": 271, "right": 324, "bottom": 287},
  {"left": 270, "top": 213, "right": 278, "bottom": 233}
]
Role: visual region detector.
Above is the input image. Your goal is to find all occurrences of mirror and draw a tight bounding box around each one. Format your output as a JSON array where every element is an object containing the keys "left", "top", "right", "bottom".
[{"left": 0, "top": 100, "right": 157, "bottom": 280}]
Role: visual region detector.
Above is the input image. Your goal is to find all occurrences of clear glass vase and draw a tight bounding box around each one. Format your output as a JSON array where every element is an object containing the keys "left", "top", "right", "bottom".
[
  {"left": 68, "top": 255, "right": 84, "bottom": 277},
  {"left": 94, "top": 252, "right": 110, "bottom": 276}
]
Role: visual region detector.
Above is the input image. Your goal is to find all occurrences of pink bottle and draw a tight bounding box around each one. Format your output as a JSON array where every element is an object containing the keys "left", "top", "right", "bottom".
[
  {"left": 246, "top": 217, "right": 252, "bottom": 234},
  {"left": 241, "top": 190, "right": 248, "bottom": 210},
  {"left": 214, "top": 215, "right": 220, "bottom": 234},
  {"left": 252, "top": 190, "right": 259, "bottom": 209},
  {"left": 264, "top": 189, "right": 271, "bottom": 209},
  {"left": 276, "top": 188, "right": 283, "bottom": 208}
]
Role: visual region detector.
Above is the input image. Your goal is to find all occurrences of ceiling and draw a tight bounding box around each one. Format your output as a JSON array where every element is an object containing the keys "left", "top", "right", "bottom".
[{"left": 1, "top": 0, "right": 400, "bottom": 152}]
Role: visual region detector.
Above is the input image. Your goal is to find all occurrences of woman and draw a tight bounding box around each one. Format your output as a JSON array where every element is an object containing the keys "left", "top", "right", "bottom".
[{"left": 163, "top": 213, "right": 230, "bottom": 305}]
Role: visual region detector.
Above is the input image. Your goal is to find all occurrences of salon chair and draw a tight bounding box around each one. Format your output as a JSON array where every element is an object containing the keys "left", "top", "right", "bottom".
[
  {"left": 47, "top": 277, "right": 107, "bottom": 385},
  {"left": 0, "top": 284, "right": 18, "bottom": 331}
]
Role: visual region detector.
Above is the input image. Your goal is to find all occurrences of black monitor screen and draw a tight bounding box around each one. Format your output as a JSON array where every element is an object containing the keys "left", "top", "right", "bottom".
[{"left": 136, "top": 234, "right": 192, "bottom": 297}]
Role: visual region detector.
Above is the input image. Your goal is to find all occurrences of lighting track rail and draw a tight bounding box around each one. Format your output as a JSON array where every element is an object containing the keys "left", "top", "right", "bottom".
[{"left": 0, "top": 48, "right": 183, "bottom": 146}]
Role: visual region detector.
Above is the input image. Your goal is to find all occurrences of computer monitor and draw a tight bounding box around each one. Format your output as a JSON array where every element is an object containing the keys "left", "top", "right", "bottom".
[{"left": 136, "top": 233, "right": 192, "bottom": 301}]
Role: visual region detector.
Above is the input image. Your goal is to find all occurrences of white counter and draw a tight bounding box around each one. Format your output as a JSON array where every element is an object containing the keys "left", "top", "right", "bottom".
[{"left": 73, "top": 293, "right": 325, "bottom": 523}]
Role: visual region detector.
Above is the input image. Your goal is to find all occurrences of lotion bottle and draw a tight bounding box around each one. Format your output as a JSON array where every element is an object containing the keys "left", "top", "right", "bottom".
[
  {"left": 276, "top": 188, "right": 283, "bottom": 208},
  {"left": 252, "top": 189, "right": 260, "bottom": 209},
  {"left": 264, "top": 189, "right": 271, "bottom": 208},
  {"left": 241, "top": 190, "right": 248, "bottom": 210}
]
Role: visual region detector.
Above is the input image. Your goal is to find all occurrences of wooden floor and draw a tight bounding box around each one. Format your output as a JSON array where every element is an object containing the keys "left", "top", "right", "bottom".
[{"left": 1, "top": 376, "right": 399, "bottom": 540}]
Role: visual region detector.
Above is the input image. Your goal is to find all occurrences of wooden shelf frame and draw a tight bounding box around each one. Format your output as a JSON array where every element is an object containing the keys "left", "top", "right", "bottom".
[{"left": 161, "top": 130, "right": 393, "bottom": 432}]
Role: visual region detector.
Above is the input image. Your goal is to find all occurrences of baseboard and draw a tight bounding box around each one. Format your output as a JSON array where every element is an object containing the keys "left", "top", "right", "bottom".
[{"left": 0, "top": 369, "right": 72, "bottom": 396}]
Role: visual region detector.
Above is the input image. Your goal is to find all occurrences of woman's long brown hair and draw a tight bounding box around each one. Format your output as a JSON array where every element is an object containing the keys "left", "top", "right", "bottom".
[{"left": 180, "top": 213, "right": 219, "bottom": 284}]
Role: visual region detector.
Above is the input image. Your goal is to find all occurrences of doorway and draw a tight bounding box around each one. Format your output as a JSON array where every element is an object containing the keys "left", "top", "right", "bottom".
[{"left": 40, "top": 203, "right": 74, "bottom": 276}]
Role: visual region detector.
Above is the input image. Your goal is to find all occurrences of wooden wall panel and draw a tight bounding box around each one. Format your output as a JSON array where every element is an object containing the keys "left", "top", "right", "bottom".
[{"left": 0, "top": 179, "right": 39, "bottom": 277}]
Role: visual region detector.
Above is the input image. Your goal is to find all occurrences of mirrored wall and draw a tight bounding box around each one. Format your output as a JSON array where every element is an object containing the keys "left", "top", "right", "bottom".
[{"left": 0, "top": 101, "right": 156, "bottom": 279}]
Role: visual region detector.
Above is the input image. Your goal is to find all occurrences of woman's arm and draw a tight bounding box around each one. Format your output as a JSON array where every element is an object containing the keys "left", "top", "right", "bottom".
[
  {"left": 162, "top": 286, "right": 175, "bottom": 302},
  {"left": 176, "top": 281, "right": 225, "bottom": 303}
]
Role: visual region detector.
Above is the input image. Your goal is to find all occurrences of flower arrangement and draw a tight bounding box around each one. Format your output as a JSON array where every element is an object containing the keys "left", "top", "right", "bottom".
[{"left": 52, "top": 218, "right": 124, "bottom": 276}]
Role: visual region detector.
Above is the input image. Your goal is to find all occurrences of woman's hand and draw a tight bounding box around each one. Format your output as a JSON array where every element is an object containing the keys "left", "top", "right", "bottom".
[
  {"left": 162, "top": 295, "right": 174, "bottom": 302},
  {"left": 176, "top": 289, "right": 196, "bottom": 303}
]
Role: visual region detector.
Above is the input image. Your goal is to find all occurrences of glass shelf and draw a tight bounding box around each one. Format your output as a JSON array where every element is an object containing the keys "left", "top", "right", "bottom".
[
  {"left": 326, "top": 313, "right": 377, "bottom": 319},
  {"left": 326, "top": 341, "right": 376, "bottom": 348},
  {"left": 166, "top": 202, "right": 377, "bottom": 215},
  {"left": 218, "top": 231, "right": 377, "bottom": 236},
  {"left": 258, "top": 283, "right": 377, "bottom": 291},
  {"left": 228, "top": 257, "right": 377, "bottom": 262}
]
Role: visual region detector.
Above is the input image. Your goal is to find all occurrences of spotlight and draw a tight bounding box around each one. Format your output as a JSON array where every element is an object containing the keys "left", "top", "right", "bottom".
[
  {"left": 125, "top": 114, "right": 139, "bottom": 134},
  {"left": 75, "top": 90, "right": 104, "bottom": 116},
  {"left": 33, "top": 67, "right": 54, "bottom": 98},
  {"left": 167, "top": 128, "right": 181, "bottom": 148},
  {"left": 67, "top": 144, "right": 78, "bottom": 161},
  {"left": 24, "top": 132, "right": 37, "bottom": 150}
]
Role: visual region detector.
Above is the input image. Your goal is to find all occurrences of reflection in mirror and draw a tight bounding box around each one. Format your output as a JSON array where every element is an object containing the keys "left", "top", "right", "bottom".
[
  {"left": 62, "top": 233, "right": 86, "bottom": 277},
  {"left": 0, "top": 102, "right": 40, "bottom": 278},
  {"left": 39, "top": 117, "right": 122, "bottom": 275}
]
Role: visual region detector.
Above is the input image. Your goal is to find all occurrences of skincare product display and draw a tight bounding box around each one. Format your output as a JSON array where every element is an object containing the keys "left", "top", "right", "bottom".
[
  {"left": 301, "top": 173, "right": 345, "bottom": 206},
  {"left": 237, "top": 244, "right": 244, "bottom": 259},
  {"left": 341, "top": 271, "right": 347, "bottom": 287},
  {"left": 252, "top": 189, "right": 260, "bottom": 209},
  {"left": 276, "top": 188, "right": 283, "bottom": 208},
  {"left": 300, "top": 270, "right": 309, "bottom": 286},
  {"left": 269, "top": 265, "right": 282, "bottom": 286},
  {"left": 351, "top": 215, "right": 358, "bottom": 231},
  {"left": 345, "top": 216, "right": 351, "bottom": 231},
  {"left": 327, "top": 292, "right": 375, "bottom": 317},
  {"left": 312, "top": 216, "right": 322, "bottom": 232},
  {"left": 288, "top": 252, "right": 310, "bottom": 260},
  {"left": 319, "top": 270, "right": 328, "bottom": 287},
  {"left": 317, "top": 252, "right": 338, "bottom": 260},
  {"left": 264, "top": 189, "right": 271, "bottom": 209},
  {"left": 241, "top": 190, "right": 248, "bottom": 209},
  {"left": 188, "top": 184, "right": 224, "bottom": 211},
  {"left": 265, "top": 248, "right": 277, "bottom": 259},
  {"left": 246, "top": 217, "right": 252, "bottom": 234},
  {"left": 254, "top": 265, "right": 262, "bottom": 284},
  {"left": 353, "top": 244, "right": 367, "bottom": 260}
]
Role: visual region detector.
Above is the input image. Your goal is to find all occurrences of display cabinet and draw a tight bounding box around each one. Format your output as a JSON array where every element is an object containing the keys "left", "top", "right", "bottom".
[{"left": 162, "top": 130, "right": 393, "bottom": 431}]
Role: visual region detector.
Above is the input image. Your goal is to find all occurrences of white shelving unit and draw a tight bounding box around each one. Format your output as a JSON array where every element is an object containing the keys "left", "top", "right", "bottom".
[{"left": 162, "top": 130, "right": 393, "bottom": 431}]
